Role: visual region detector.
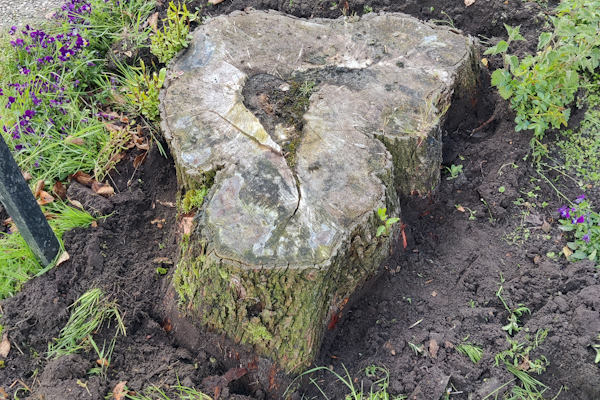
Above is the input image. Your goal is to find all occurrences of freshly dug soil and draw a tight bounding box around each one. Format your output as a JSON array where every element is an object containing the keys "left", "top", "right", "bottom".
[{"left": 1, "top": 1, "right": 599, "bottom": 399}]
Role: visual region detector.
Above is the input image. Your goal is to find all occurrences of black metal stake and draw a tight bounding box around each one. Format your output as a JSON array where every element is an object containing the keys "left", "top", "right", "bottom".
[{"left": 0, "top": 135, "right": 60, "bottom": 266}]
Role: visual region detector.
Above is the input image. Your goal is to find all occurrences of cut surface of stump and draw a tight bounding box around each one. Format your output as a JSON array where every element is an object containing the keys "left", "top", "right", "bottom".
[{"left": 160, "top": 10, "right": 477, "bottom": 372}]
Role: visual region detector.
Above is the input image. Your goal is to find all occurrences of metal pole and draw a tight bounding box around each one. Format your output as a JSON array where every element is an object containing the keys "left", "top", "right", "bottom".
[{"left": 0, "top": 135, "right": 60, "bottom": 266}]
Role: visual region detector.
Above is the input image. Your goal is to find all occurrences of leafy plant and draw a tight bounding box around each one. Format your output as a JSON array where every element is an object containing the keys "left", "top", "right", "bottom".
[
  {"left": 445, "top": 164, "right": 463, "bottom": 180},
  {"left": 376, "top": 208, "right": 399, "bottom": 237},
  {"left": 150, "top": 1, "right": 198, "bottom": 64},
  {"left": 486, "top": 0, "right": 600, "bottom": 159},
  {"left": 117, "top": 60, "right": 166, "bottom": 121},
  {"left": 456, "top": 343, "right": 483, "bottom": 363},
  {"left": 558, "top": 194, "right": 600, "bottom": 264}
]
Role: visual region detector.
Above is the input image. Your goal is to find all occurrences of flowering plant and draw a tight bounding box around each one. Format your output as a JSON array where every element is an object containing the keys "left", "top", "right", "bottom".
[{"left": 558, "top": 195, "right": 600, "bottom": 263}]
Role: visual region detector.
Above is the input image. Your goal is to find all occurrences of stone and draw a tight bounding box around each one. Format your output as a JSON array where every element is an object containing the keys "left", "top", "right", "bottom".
[{"left": 160, "top": 10, "right": 477, "bottom": 372}]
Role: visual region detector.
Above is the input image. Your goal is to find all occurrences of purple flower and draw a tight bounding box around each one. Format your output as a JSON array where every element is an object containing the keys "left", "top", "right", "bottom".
[
  {"left": 582, "top": 234, "right": 590, "bottom": 243},
  {"left": 558, "top": 206, "right": 571, "bottom": 219},
  {"left": 9, "top": 26, "right": 16, "bottom": 35},
  {"left": 5, "top": 96, "right": 16, "bottom": 109},
  {"left": 572, "top": 215, "right": 585, "bottom": 224},
  {"left": 0, "top": 88, "right": 3, "bottom": 96},
  {"left": 575, "top": 194, "right": 586, "bottom": 204}
]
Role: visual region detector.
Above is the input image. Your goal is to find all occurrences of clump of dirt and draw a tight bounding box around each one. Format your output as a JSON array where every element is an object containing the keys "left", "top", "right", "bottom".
[{"left": 1, "top": 1, "right": 599, "bottom": 399}]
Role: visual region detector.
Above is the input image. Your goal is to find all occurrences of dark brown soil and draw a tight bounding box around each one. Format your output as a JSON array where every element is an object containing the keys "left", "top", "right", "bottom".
[{"left": 1, "top": 1, "right": 599, "bottom": 399}]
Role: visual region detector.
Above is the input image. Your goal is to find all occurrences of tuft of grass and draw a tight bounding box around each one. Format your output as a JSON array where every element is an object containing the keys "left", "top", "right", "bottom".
[
  {"left": 47, "top": 288, "right": 125, "bottom": 358},
  {"left": 456, "top": 343, "right": 483, "bottom": 364}
]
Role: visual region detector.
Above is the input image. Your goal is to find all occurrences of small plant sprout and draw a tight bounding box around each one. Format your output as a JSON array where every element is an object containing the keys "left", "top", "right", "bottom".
[
  {"left": 498, "top": 186, "right": 506, "bottom": 193},
  {"left": 445, "top": 164, "right": 463, "bottom": 180},
  {"left": 376, "top": 207, "right": 400, "bottom": 237},
  {"left": 496, "top": 284, "right": 530, "bottom": 335},
  {"left": 456, "top": 343, "right": 483, "bottom": 364},
  {"left": 408, "top": 342, "right": 424, "bottom": 356}
]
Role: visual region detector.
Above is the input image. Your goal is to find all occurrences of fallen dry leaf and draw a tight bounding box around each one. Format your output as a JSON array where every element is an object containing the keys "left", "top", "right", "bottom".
[
  {"left": 431, "top": 291, "right": 438, "bottom": 297},
  {"left": 456, "top": 205, "right": 465, "bottom": 213},
  {"left": 152, "top": 257, "right": 173, "bottom": 265},
  {"left": 104, "top": 122, "right": 123, "bottom": 134},
  {"left": 481, "top": 57, "right": 489, "bottom": 67},
  {"left": 71, "top": 171, "right": 93, "bottom": 186},
  {"left": 53, "top": 181, "right": 67, "bottom": 200},
  {"left": 37, "top": 190, "right": 55, "bottom": 206},
  {"left": 563, "top": 246, "right": 573, "bottom": 258},
  {"left": 97, "top": 358, "right": 110, "bottom": 368},
  {"left": 0, "top": 387, "right": 8, "bottom": 399},
  {"left": 68, "top": 198, "right": 84, "bottom": 209},
  {"left": 148, "top": 12, "right": 158, "bottom": 32},
  {"left": 65, "top": 136, "right": 85, "bottom": 146},
  {"left": 0, "top": 334, "right": 10, "bottom": 358},
  {"left": 429, "top": 339, "right": 439, "bottom": 358},
  {"left": 92, "top": 181, "right": 115, "bottom": 197},
  {"left": 91, "top": 221, "right": 98, "bottom": 228},
  {"left": 180, "top": 216, "right": 194, "bottom": 235},
  {"left": 135, "top": 142, "right": 149, "bottom": 151},
  {"left": 157, "top": 200, "right": 176, "bottom": 208},
  {"left": 541, "top": 220, "right": 551, "bottom": 233},
  {"left": 133, "top": 152, "right": 148, "bottom": 169},
  {"left": 34, "top": 180, "right": 45, "bottom": 198},
  {"left": 56, "top": 251, "right": 70, "bottom": 266},
  {"left": 21, "top": 171, "right": 32, "bottom": 181},
  {"left": 464, "top": 0, "right": 475, "bottom": 6},
  {"left": 112, "top": 381, "right": 127, "bottom": 400},
  {"left": 208, "top": 0, "right": 225, "bottom": 3}
]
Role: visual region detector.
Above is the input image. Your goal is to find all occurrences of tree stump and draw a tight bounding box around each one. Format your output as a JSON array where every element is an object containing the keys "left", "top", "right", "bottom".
[{"left": 160, "top": 10, "right": 478, "bottom": 372}]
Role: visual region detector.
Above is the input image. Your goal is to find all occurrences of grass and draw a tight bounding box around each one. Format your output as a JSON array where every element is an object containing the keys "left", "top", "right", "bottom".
[
  {"left": 284, "top": 364, "right": 407, "bottom": 400},
  {"left": 47, "top": 288, "right": 125, "bottom": 358},
  {"left": 455, "top": 343, "right": 483, "bottom": 364},
  {"left": 0, "top": 202, "right": 95, "bottom": 299},
  {"left": 121, "top": 383, "right": 211, "bottom": 399}
]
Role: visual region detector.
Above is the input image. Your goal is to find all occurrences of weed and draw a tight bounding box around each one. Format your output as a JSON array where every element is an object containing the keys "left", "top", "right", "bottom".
[
  {"left": 488, "top": 330, "right": 556, "bottom": 399},
  {"left": 376, "top": 207, "right": 399, "bottom": 237},
  {"left": 456, "top": 343, "right": 483, "bottom": 363},
  {"left": 114, "top": 60, "right": 166, "bottom": 121},
  {"left": 363, "top": 5, "right": 373, "bottom": 13},
  {"left": 408, "top": 342, "right": 424, "bottom": 356},
  {"left": 150, "top": 1, "right": 198, "bottom": 64},
  {"left": 496, "top": 283, "right": 530, "bottom": 335},
  {"left": 156, "top": 267, "right": 168, "bottom": 275},
  {"left": 47, "top": 288, "right": 125, "bottom": 358},
  {"left": 445, "top": 164, "right": 463, "bottom": 180}
]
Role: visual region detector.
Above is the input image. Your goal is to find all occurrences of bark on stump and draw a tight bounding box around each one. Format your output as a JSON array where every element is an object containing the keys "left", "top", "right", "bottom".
[{"left": 160, "top": 10, "right": 478, "bottom": 372}]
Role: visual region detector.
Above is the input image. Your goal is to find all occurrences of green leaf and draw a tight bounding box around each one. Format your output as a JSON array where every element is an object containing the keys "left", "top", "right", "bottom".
[
  {"left": 376, "top": 225, "right": 386, "bottom": 237},
  {"left": 537, "top": 32, "right": 552, "bottom": 50},
  {"left": 387, "top": 217, "right": 400, "bottom": 227},
  {"left": 485, "top": 40, "right": 509, "bottom": 55},
  {"left": 377, "top": 208, "right": 386, "bottom": 220},
  {"left": 504, "top": 24, "right": 525, "bottom": 41}
]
